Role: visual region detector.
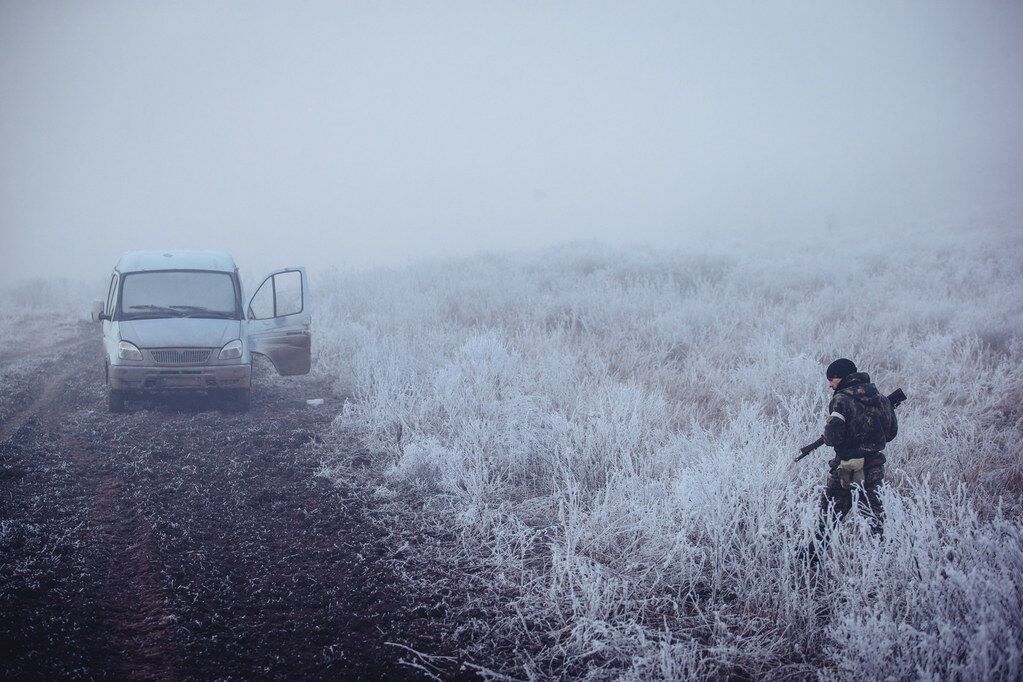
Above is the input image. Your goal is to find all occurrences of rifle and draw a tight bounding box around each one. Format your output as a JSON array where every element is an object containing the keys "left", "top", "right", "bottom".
[{"left": 795, "top": 388, "right": 907, "bottom": 462}]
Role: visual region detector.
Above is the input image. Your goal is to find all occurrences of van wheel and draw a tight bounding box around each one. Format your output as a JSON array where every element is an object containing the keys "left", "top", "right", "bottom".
[
  {"left": 108, "top": 389, "right": 127, "bottom": 413},
  {"left": 221, "top": 389, "right": 250, "bottom": 413}
]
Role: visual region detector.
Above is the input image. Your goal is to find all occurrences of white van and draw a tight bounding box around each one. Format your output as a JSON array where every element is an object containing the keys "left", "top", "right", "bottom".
[{"left": 91, "top": 251, "right": 311, "bottom": 412}]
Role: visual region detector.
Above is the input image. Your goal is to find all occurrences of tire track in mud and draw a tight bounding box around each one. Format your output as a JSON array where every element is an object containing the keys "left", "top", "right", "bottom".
[
  {"left": 0, "top": 369, "right": 74, "bottom": 443},
  {"left": 72, "top": 435, "right": 182, "bottom": 680},
  {"left": 0, "top": 322, "right": 462, "bottom": 679},
  {"left": 0, "top": 332, "right": 95, "bottom": 440}
]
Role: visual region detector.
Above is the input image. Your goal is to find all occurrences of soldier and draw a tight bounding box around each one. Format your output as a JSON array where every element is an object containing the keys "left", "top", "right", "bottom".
[{"left": 818, "top": 358, "right": 898, "bottom": 538}]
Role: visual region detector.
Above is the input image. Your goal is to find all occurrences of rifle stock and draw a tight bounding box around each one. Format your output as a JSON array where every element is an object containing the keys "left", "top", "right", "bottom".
[{"left": 795, "top": 388, "right": 906, "bottom": 462}]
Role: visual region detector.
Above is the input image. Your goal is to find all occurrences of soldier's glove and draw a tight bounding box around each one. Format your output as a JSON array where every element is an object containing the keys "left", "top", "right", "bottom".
[{"left": 836, "top": 457, "right": 865, "bottom": 490}]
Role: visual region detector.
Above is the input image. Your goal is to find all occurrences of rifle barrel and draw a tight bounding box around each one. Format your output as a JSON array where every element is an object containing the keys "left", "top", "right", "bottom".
[{"left": 796, "top": 435, "right": 825, "bottom": 461}]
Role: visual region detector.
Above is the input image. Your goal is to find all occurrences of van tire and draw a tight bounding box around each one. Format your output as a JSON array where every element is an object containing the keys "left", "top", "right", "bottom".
[
  {"left": 108, "top": 389, "right": 127, "bottom": 413},
  {"left": 222, "top": 389, "right": 250, "bottom": 413}
]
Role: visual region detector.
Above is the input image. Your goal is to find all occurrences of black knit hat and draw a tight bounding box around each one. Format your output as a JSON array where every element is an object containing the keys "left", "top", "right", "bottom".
[{"left": 826, "top": 358, "right": 857, "bottom": 380}]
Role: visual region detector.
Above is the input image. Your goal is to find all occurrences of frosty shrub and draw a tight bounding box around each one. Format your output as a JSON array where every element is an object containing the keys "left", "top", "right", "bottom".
[
  {"left": 1, "top": 277, "right": 99, "bottom": 313},
  {"left": 0, "top": 277, "right": 99, "bottom": 350},
  {"left": 316, "top": 222, "right": 1023, "bottom": 679}
]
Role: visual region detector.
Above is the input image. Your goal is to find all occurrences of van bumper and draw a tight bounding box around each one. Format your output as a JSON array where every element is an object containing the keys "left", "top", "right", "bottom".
[{"left": 109, "top": 363, "right": 251, "bottom": 391}]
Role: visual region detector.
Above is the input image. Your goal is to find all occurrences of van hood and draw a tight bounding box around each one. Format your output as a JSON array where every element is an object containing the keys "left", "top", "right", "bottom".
[{"left": 119, "top": 318, "right": 241, "bottom": 349}]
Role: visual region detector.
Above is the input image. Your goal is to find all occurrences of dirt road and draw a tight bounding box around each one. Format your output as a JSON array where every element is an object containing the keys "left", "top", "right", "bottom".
[{"left": 0, "top": 321, "right": 459, "bottom": 679}]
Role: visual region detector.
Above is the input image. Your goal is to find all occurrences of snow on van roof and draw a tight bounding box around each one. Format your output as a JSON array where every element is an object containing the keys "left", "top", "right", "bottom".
[{"left": 116, "top": 251, "right": 238, "bottom": 273}]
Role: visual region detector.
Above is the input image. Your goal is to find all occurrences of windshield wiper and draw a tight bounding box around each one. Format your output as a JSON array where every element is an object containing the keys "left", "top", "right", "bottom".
[
  {"left": 170, "top": 305, "right": 237, "bottom": 319},
  {"left": 126, "top": 305, "right": 186, "bottom": 318}
]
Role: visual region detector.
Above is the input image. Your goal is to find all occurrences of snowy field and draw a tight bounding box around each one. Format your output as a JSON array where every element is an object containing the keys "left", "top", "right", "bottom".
[{"left": 315, "top": 221, "right": 1023, "bottom": 679}]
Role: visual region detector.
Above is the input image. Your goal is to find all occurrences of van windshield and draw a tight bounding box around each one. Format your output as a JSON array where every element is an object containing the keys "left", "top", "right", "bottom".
[{"left": 119, "top": 271, "right": 240, "bottom": 320}]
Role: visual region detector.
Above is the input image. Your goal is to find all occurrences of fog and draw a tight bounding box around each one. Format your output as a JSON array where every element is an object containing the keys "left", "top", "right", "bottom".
[{"left": 2, "top": 1, "right": 1021, "bottom": 285}]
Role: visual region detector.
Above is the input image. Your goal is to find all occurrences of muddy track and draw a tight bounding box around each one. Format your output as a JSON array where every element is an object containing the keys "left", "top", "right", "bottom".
[{"left": 0, "top": 322, "right": 464, "bottom": 680}]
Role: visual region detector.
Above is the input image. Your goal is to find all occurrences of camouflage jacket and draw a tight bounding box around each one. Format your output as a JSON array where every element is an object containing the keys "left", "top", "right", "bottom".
[{"left": 823, "top": 372, "right": 898, "bottom": 461}]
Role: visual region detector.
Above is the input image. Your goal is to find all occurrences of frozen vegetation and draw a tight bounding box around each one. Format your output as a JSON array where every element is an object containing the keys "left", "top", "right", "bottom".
[
  {"left": 0, "top": 278, "right": 88, "bottom": 348},
  {"left": 316, "top": 221, "right": 1023, "bottom": 679}
]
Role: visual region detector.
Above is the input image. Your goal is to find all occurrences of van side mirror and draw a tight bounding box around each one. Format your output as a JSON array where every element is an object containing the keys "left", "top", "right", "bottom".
[{"left": 90, "top": 299, "right": 105, "bottom": 323}]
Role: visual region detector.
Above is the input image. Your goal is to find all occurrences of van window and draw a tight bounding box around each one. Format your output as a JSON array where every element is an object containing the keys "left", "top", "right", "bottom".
[
  {"left": 248, "top": 279, "right": 275, "bottom": 319},
  {"left": 273, "top": 271, "right": 303, "bottom": 316},
  {"left": 248, "top": 270, "right": 303, "bottom": 319},
  {"left": 118, "top": 271, "right": 240, "bottom": 320}
]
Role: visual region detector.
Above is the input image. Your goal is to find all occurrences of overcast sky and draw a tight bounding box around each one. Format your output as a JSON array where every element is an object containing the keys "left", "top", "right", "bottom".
[{"left": 2, "top": 0, "right": 1021, "bottom": 284}]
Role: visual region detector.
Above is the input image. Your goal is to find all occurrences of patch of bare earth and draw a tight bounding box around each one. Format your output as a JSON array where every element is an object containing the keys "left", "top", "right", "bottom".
[{"left": 0, "top": 322, "right": 468, "bottom": 680}]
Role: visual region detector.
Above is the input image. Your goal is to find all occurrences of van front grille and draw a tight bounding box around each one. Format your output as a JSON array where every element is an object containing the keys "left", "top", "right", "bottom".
[{"left": 150, "top": 348, "right": 213, "bottom": 365}]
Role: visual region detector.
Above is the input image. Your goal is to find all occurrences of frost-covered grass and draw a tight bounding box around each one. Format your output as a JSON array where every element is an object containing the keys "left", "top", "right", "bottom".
[
  {"left": 0, "top": 278, "right": 96, "bottom": 351},
  {"left": 318, "top": 222, "right": 1023, "bottom": 679}
]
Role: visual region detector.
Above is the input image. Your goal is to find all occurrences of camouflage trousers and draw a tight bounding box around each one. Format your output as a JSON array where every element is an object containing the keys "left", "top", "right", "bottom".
[{"left": 818, "top": 459, "right": 885, "bottom": 538}]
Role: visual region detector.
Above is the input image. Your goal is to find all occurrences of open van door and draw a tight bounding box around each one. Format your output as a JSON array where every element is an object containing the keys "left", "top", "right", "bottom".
[{"left": 246, "top": 267, "right": 311, "bottom": 375}]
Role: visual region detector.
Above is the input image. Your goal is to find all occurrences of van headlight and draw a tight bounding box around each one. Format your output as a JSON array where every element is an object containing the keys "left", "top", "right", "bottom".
[
  {"left": 117, "top": 340, "right": 144, "bottom": 361},
  {"left": 219, "top": 339, "right": 243, "bottom": 360}
]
